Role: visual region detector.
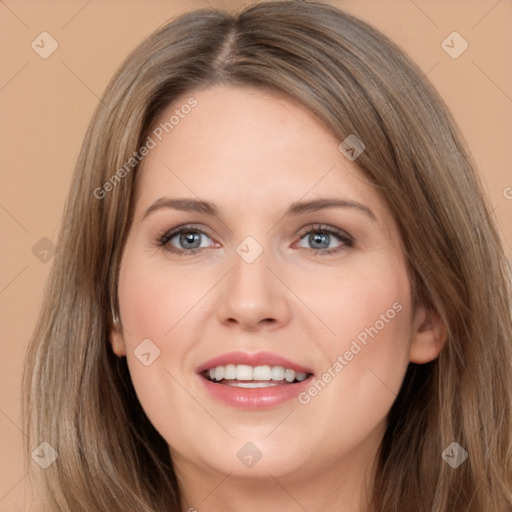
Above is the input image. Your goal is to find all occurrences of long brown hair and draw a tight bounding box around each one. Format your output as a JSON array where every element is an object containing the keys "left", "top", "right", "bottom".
[{"left": 22, "top": 1, "right": 512, "bottom": 510}]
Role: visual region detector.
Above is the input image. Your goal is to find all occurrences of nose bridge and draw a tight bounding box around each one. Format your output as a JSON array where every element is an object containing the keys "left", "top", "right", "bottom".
[
  {"left": 232, "top": 239, "right": 269, "bottom": 289},
  {"left": 216, "top": 234, "right": 290, "bottom": 329}
]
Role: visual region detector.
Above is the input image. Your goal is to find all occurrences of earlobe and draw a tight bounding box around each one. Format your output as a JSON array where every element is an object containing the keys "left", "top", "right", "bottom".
[
  {"left": 409, "top": 306, "right": 447, "bottom": 364},
  {"left": 109, "top": 320, "right": 127, "bottom": 357}
]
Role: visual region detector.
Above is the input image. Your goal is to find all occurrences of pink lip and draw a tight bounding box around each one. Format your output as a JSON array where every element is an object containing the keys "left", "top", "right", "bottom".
[
  {"left": 196, "top": 351, "right": 314, "bottom": 374},
  {"left": 195, "top": 351, "right": 315, "bottom": 410},
  {"left": 198, "top": 375, "right": 314, "bottom": 410}
]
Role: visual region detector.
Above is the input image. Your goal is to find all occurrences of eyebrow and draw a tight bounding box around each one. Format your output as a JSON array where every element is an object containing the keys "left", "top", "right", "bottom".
[{"left": 142, "top": 197, "right": 376, "bottom": 221}]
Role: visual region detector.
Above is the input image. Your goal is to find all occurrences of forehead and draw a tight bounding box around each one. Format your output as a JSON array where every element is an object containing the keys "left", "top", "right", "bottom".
[{"left": 135, "top": 85, "right": 386, "bottom": 221}]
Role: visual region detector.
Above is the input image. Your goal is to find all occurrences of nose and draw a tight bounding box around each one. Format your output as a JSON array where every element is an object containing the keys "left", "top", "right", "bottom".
[{"left": 216, "top": 248, "right": 292, "bottom": 331}]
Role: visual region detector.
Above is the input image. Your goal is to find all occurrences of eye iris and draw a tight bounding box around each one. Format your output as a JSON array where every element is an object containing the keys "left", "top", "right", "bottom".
[
  {"left": 310, "top": 232, "right": 329, "bottom": 249},
  {"left": 180, "top": 231, "right": 201, "bottom": 249}
]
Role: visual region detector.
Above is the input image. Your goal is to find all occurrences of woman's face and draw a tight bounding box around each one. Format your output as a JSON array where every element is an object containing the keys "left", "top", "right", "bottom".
[{"left": 111, "top": 85, "right": 443, "bottom": 488}]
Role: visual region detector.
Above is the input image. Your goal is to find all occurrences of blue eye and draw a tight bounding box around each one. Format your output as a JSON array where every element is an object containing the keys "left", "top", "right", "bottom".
[
  {"left": 295, "top": 225, "right": 353, "bottom": 255},
  {"left": 157, "top": 223, "right": 353, "bottom": 256},
  {"left": 158, "top": 225, "right": 214, "bottom": 254}
]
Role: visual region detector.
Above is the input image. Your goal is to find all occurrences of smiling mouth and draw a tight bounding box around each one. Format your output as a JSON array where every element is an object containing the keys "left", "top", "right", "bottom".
[{"left": 201, "top": 364, "right": 314, "bottom": 388}]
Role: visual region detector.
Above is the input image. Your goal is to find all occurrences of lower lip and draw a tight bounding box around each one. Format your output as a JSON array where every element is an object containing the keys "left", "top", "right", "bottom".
[{"left": 198, "top": 375, "right": 314, "bottom": 410}]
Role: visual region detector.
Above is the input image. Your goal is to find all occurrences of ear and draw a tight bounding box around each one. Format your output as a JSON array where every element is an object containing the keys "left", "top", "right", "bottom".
[
  {"left": 409, "top": 305, "right": 447, "bottom": 364},
  {"left": 109, "top": 317, "right": 127, "bottom": 357}
]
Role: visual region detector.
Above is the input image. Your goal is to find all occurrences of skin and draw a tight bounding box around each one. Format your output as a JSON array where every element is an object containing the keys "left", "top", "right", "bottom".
[{"left": 110, "top": 85, "right": 446, "bottom": 512}]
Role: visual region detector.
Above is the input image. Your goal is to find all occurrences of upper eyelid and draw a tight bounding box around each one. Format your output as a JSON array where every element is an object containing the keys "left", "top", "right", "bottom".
[
  {"left": 296, "top": 223, "right": 351, "bottom": 238},
  {"left": 162, "top": 223, "right": 349, "bottom": 236},
  {"left": 159, "top": 224, "right": 214, "bottom": 243}
]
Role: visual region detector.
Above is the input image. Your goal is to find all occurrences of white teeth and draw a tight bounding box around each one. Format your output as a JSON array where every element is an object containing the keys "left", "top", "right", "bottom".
[
  {"left": 205, "top": 364, "right": 311, "bottom": 383},
  {"left": 284, "top": 369, "right": 296, "bottom": 383},
  {"left": 235, "top": 364, "right": 253, "bottom": 380},
  {"left": 214, "top": 366, "right": 225, "bottom": 381},
  {"left": 253, "top": 365, "right": 272, "bottom": 380},
  {"left": 271, "top": 366, "right": 285, "bottom": 380},
  {"left": 226, "top": 381, "right": 281, "bottom": 388},
  {"left": 224, "top": 364, "right": 236, "bottom": 380}
]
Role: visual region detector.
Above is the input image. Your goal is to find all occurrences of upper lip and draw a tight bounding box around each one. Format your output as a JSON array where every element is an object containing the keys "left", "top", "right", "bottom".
[{"left": 196, "top": 351, "right": 314, "bottom": 375}]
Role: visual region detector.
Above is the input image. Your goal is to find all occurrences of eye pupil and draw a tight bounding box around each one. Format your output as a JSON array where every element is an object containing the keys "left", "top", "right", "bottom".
[
  {"left": 310, "top": 232, "right": 329, "bottom": 249},
  {"left": 180, "top": 231, "right": 201, "bottom": 249}
]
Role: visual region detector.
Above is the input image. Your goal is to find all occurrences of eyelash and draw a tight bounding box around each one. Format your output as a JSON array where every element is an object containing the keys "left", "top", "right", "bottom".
[{"left": 156, "top": 223, "right": 354, "bottom": 256}]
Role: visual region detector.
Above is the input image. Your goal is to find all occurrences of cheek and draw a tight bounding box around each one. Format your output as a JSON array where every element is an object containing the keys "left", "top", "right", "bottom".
[
  {"left": 295, "top": 248, "right": 413, "bottom": 412},
  {"left": 115, "top": 250, "right": 203, "bottom": 420},
  {"left": 115, "top": 246, "right": 238, "bottom": 425},
  {"left": 117, "top": 249, "right": 208, "bottom": 344},
  {"left": 297, "top": 248, "right": 412, "bottom": 358}
]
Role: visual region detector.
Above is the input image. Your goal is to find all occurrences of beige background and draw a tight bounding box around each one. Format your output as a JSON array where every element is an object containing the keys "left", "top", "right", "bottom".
[{"left": 1, "top": 1, "right": 511, "bottom": 509}]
